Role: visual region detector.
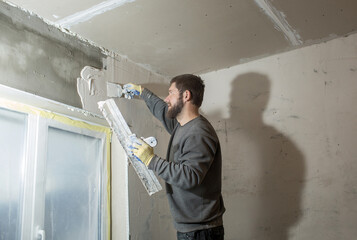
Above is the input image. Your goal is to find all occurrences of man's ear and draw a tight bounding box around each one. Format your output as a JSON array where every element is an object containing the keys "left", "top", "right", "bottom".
[{"left": 183, "top": 90, "right": 192, "bottom": 103}]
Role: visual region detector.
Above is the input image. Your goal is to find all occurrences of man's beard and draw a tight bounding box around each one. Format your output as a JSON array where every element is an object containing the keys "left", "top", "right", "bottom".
[{"left": 166, "top": 98, "right": 184, "bottom": 119}]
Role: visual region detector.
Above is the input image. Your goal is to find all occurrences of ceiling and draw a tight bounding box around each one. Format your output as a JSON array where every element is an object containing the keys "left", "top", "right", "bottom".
[{"left": 7, "top": 0, "right": 357, "bottom": 77}]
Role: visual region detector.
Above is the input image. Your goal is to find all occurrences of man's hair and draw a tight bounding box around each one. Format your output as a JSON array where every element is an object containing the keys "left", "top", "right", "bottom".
[{"left": 170, "top": 74, "right": 205, "bottom": 107}]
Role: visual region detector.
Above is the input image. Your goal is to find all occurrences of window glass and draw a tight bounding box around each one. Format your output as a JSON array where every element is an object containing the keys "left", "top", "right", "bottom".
[
  {"left": 45, "top": 127, "right": 102, "bottom": 240},
  {"left": 0, "top": 108, "right": 27, "bottom": 240}
]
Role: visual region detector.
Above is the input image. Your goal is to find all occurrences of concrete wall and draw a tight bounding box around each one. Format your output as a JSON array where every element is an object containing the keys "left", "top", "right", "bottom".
[
  {"left": 129, "top": 32, "right": 357, "bottom": 240},
  {"left": 103, "top": 53, "right": 173, "bottom": 240},
  {"left": 200, "top": 32, "right": 357, "bottom": 240},
  {"left": 0, "top": 3, "right": 175, "bottom": 239},
  {"left": 0, "top": 1, "right": 103, "bottom": 108},
  {"left": 2, "top": 1, "right": 357, "bottom": 239},
  {"left": 0, "top": 3, "right": 132, "bottom": 240},
  {"left": 121, "top": 33, "right": 356, "bottom": 239}
]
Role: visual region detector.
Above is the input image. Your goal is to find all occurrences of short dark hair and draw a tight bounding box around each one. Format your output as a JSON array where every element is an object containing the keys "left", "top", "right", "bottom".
[{"left": 170, "top": 74, "right": 205, "bottom": 107}]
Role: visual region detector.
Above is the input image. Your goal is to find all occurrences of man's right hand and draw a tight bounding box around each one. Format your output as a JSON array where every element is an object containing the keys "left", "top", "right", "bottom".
[{"left": 123, "top": 83, "right": 142, "bottom": 99}]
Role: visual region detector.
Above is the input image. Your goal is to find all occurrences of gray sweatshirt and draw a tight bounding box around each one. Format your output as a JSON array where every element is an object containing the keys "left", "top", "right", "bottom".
[{"left": 141, "top": 88, "right": 225, "bottom": 232}]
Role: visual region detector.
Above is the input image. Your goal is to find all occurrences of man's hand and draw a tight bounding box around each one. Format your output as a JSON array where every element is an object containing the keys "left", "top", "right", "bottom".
[
  {"left": 130, "top": 138, "right": 155, "bottom": 166},
  {"left": 123, "top": 83, "right": 142, "bottom": 99}
]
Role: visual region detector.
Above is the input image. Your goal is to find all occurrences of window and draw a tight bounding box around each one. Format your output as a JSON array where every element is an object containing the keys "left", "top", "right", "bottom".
[
  {"left": 0, "top": 98, "right": 111, "bottom": 240},
  {"left": 0, "top": 108, "right": 27, "bottom": 240}
]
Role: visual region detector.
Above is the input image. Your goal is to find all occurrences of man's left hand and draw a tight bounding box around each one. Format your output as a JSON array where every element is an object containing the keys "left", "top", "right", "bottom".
[{"left": 129, "top": 138, "right": 155, "bottom": 166}]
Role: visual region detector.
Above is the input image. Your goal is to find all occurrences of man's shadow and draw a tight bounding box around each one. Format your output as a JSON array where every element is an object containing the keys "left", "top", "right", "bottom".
[{"left": 205, "top": 73, "right": 305, "bottom": 239}]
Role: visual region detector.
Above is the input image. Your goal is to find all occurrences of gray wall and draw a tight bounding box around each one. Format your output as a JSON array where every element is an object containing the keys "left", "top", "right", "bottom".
[
  {"left": 0, "top": 3, "right": 172, "bottom": 239},
  {"left": 2, "top": 1, "right": 357, "bottom": 239},
  {"left": 0, "top": 2, "right": 103, "bottom": 108},
  {"left": 103, "top": 56, "right": 173, "bottom": 240},
  {"left": 201, "top": 32, "right": 357, "bottom": 240}
]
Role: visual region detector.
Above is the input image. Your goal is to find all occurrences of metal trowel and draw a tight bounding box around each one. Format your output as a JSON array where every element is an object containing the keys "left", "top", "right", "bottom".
[{"left": 107, "top": 82, "right": 124, "bottom": 98}]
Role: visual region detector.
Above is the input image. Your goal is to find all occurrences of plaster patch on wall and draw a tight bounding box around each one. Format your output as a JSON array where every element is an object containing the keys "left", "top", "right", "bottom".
[
  {"left": 77, "top": 66, "right": 107, "bottom": 112},
  {"left": 254, "top": 0, "right": 303, "bottom": 46},
  {"left": 56, "top": 0, "right": 136, "bottom": 28}
]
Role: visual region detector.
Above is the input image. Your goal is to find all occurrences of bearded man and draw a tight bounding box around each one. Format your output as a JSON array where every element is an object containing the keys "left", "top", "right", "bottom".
[{"left": 124, "top": 74, "right": 225, "bottom": 240}]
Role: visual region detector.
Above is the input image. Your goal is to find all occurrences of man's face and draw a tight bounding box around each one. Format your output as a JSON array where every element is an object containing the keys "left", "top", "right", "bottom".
[{"left": 165, "top": 83, "right": 184, "bottom": 119}]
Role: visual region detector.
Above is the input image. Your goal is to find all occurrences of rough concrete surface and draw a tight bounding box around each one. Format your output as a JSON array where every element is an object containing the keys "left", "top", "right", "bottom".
[{"left": 0, "top": 1, "right": 103, "bottom": 107}]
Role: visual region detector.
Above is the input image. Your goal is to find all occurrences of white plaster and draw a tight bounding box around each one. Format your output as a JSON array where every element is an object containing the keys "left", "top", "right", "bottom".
[
  {"left": 254, "top": 0, "right": 303, "bottom": 46},
  {"left": 3, "top": 0, "right": 19, "bottom": 8},
  {"left": 77, "top": 66, "right": 107, "bottom": 114},
  {"left": 56, "top": 0, "right": 136, "bottom": 28},
  {"left": 81, "top": 66, "right": 105, "bottom": 95}
]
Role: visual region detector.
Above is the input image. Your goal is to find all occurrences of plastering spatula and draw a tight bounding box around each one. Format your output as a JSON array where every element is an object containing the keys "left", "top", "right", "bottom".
[{"left": 106, "top": 82, "right": 124, "bottom": 98}]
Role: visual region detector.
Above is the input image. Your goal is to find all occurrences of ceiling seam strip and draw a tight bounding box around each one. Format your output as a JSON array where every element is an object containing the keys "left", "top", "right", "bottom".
[
  {"left": 55, "top": 0, "right": 135, "bottom": 28},
  {"left": 254, "top": 0, "right": 303, "bottom": 46}
]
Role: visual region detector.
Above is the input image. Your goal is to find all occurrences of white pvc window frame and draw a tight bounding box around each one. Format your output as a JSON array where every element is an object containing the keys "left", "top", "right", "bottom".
[{"left": 0, "top": 85, "right": 111, "bottom": 240}]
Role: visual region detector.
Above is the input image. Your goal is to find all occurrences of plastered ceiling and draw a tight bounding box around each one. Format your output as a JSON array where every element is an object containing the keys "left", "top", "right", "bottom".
[{"left": 6, "top": 0, "right": 357, "bottom": 76}]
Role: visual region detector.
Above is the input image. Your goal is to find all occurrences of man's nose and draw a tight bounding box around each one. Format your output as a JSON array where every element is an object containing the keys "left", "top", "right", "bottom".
[{"left": 164, "top": 96, "right": 169, "bottom": 103}]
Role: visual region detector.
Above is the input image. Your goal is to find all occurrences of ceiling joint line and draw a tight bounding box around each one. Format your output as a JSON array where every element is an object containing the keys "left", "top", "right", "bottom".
[
  {"left": 254, "top": 0, "right": 303, "bottom": 46},
  {"left": 55, "top": 0, "right": 135, "bottom": 28}
]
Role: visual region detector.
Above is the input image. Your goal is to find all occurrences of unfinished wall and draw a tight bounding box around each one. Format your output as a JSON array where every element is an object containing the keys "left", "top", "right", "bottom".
[
  {"left": 0, "top": 2, "right": 175, "bottom": 239},
  {"left": 103, "top": 53, "right": 175, "bottom": 240},
  {"left": 3, "top": 1, "right": 357, "bottom": 239},
  {"left": 108, "top": 31, "right": 357, "bottom": 240},
  {"left": 0, "top": 1, "right": 103, "bottom": 108},
  {"left": 0, "top": 3, "right": 128, "bottom": 239},
  {"left": 200, "top": 32, "right": 357, "bottom": 240}
]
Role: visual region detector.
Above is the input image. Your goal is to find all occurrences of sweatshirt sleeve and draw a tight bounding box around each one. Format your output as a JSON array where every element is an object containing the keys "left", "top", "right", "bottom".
[
  {"left": 148, "top": 132, "right": 217, "bottom": 190},
  {"left": 141, "top": 88, "right": 177, "bottom": 134}
]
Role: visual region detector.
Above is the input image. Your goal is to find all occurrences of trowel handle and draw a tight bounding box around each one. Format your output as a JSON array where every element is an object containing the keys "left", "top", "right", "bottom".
[
  {"left": 143, "top": 136, "right": 157, "bottom": 147},
  {"left": 128, "top": 134, "right": 157, "bottom": 148}
]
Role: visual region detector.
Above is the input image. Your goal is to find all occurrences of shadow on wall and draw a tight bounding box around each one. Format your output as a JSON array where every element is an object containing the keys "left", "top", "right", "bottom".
[{"left": 204, "top": 73, "right": 306, "bottom": 240}]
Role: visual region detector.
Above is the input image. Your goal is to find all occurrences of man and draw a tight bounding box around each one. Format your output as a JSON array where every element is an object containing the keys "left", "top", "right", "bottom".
[{"left": 124, "top": 74, "right": 225, "bottom": 240}]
